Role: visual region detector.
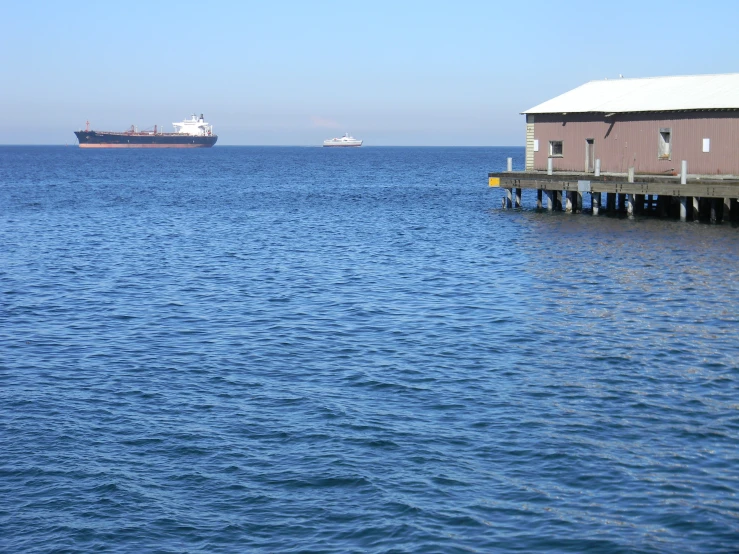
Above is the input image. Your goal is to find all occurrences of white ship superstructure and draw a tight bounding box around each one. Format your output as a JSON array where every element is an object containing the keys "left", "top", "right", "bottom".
[
  {"left": 323, "top": 133, "right": 362, "bottom": 147},
  {"left": 173, "top": 114, "right": 215, "bottom": 136}
]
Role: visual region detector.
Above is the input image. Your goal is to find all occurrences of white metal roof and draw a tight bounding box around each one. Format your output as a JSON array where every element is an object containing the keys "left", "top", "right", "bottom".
[{"left": 523, "top": 73, "right": 739, "bottom": 114}]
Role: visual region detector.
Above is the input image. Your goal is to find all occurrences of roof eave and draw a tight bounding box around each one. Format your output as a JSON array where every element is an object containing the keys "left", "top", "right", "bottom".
[{"left": 522, "top": 107, "right": 739, "bottom": 115}]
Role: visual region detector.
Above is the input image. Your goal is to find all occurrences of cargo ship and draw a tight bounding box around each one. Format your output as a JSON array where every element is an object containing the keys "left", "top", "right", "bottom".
[{"left": 74, "top": 114, "right": 217, "bottom": 148}]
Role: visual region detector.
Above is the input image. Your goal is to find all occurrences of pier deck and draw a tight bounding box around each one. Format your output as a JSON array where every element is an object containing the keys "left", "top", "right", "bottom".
[{"left": 488, "top": 170, "right": 739, "bottom": 223}]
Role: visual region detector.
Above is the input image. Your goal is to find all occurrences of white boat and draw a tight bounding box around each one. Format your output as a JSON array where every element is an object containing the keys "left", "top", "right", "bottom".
[{"left": 323, "top": 133, "right": 363, "bottom": 147}]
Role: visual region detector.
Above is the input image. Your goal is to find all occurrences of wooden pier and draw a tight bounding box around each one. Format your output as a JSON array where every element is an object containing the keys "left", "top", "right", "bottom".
[{"left": 489, "top": 169, "right": 739, "bottom": 223}]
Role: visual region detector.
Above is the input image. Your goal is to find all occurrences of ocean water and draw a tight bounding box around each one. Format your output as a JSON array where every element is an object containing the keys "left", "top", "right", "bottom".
[{"left": 1, "top": 146, "right": 738, "bottom": 553}]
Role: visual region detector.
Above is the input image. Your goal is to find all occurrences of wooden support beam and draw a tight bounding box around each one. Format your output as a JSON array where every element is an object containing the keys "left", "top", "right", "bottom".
[
  {"left": 692, "top": 196, "right": 700, "bottom": 221},
  {"left": 515, "top": 188, "right": 522, "bottom": 208},
  {"left": 592, "top": 192, "right": 601, "bottom": 215},
  {"left": 658, "top": 195, "right": 668, "bottom": 218},
  {"left": 618, "top": 193, "right": 626, "bottom": 214},
  {"left": 635, "top": 194, "right": 645, "bottom": 215},
  {"left": 607, "top": 193, "right": 616, "bottom": 213},
  {"left": 537, "top": 189, "right": 543, "bottom": 210},
  {"left": 626, "top": 194, "right": 634, "bottom": 217}
]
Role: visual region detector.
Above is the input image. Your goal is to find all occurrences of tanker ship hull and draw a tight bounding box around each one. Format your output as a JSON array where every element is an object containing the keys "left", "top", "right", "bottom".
[{"left": 74, "top": 131, "right": 217, "bottom": 148}]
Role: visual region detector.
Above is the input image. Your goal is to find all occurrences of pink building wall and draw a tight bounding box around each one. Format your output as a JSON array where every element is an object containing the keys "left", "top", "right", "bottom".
[{"left": 531, "top": 111, "right": 739, "bottom": 175}]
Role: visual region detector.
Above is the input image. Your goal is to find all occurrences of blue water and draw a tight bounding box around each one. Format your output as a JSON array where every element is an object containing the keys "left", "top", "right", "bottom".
[{"left": 2, "top": 146, "right": 738, "bottom": 553}]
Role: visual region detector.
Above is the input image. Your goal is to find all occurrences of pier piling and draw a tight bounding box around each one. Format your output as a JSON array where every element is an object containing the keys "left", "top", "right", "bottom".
[
  {"left": 607, "top": 193, "right": 616, "bottom": 213},
  {"left": 658, "top": 195, "right": 669, "bottom": 218},
  {"left": 626, "top": 194, "right": 634, "bottom": 217},
  {"left": 635, "top": 194, "right": 645, "bottom": 215},
  {"left": 617, "top": 193, "right": 626, "bottom": 214},
  {"left": 489, "top": 169, "right": 739, "bottom": 223}
]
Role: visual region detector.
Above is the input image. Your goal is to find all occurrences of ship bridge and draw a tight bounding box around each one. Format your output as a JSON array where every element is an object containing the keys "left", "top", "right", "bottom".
[{"left": 173, "top": 114, "right": 213, "bottom": 136}]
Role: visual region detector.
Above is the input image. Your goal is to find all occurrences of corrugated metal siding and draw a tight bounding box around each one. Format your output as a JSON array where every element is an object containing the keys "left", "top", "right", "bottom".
[
  {"left": 532, "top": 111, "right": 739, "bottom": 175},
  {"left": 525, "top": 115, "right": 535, "bottom": 170}
]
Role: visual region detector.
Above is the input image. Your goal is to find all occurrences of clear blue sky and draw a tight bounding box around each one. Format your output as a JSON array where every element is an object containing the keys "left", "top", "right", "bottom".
[{"left": 1, "top": 0, "right": 737, "bottom": 145}]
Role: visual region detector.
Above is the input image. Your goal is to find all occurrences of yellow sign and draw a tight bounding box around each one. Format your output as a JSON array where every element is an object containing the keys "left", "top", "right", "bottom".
[{"left": 488, "top": 177, "right": 500, "bottom": 187}]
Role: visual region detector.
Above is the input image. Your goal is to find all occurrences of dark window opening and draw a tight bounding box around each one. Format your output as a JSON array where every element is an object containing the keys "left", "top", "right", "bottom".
[{"left": 658, "top": 128, "right": 671, "bottom": 159}]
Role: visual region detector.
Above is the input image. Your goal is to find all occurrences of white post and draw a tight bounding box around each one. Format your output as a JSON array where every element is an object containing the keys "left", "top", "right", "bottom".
[
  {"left": 628, "top": 167, "right": 635, "bottom": 183},
  {"left": 547, "top": 158, "right": 553, "bottom": 175},
  {"left": 507, "top": 157, "right": 513, "bottom": 172},
  {"left": 545, "top": 190, "right": 553, "bottom": 211},
  {"left": 681, "top": 160, "right": 687, "bottom": 185},
  {"left": 594, "top": 159, "right": 601, "bottom": 177}
]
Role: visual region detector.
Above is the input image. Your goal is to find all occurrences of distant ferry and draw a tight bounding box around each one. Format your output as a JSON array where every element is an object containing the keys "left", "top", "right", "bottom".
[
  {"left": 323, "top": 133, "right": 362, "bottom": 147},
  {"left": 74, "top": 114, "right": 218, "bottom": 148}
]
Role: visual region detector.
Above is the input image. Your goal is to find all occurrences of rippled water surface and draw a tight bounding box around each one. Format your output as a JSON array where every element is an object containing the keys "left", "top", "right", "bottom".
[{"left": 2, "top": 146, "right": 739, "bottom": 553}]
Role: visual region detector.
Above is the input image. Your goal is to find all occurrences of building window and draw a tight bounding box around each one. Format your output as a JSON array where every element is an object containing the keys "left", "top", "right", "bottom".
[
  {"left": 549, "top": 140, "right": 563, "bottom": 157},
  {"left": 658, "top": 128, "right": 671, "bottom": 159}
]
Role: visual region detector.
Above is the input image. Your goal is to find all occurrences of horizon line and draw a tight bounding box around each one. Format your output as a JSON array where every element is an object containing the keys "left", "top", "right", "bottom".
[{"left": 0, "top": 144, "right": 526, "bottom": 148}]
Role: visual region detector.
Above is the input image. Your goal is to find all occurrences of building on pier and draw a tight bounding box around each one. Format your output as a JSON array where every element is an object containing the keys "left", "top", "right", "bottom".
[{"left": 523, "top": 73, "right": 739, "bottom": 175}]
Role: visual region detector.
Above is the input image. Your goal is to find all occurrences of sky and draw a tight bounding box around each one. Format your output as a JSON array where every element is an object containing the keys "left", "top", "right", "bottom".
[{"left": 1, "top": 0, "right": 738, "bottom": 145}]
